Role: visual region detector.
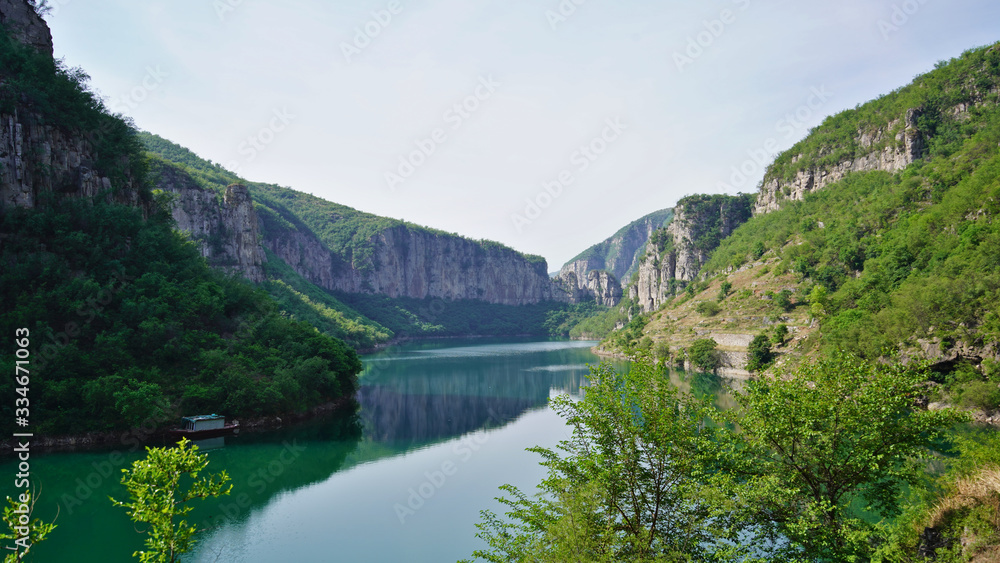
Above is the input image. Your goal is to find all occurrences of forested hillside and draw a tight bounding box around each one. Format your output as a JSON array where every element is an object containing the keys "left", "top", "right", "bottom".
[
  {"left": 602, "top": 43, "right": 1000, "bottom": 392},
  {"left": 142, "top": 132, "right": 606, "bottom": 342},
  {"left": 0, "top": 18, "right": 361, "bottom": 434}
]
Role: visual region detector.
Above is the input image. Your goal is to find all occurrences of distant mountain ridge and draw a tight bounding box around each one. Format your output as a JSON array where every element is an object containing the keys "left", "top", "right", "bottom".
[{"left": 561, "top": 208, "right": 674, "bottom": 282}]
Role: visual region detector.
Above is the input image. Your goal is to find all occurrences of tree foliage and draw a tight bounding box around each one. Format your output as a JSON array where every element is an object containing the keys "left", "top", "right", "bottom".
[
  {"left": 688, "top": 338, "right": 719, "bottom": 372},
  {"left": 720, "top": 354, "right": 967, "bottom": 561},
  {"left": 110, "top": 439, "right": 232, "bottom": 563},
  {"left": 464, "top": 358, "right": 744, "bottom": 562},
  {"left": 744, "top": 334, "right": 773, "bottom": 372},
  {"left": 0, "top": 491, "right": 57, "bottom": 562}
]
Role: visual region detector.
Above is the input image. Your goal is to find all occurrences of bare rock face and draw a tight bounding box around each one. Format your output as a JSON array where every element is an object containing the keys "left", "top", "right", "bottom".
[
  {"left": 265, "top": 222, "right": 563, "bottom": 306},
  {"left": 556, "top": 270, "right": 622, "bottom": 306},
  {"left": 629, "top": 195, "right": 752, "bottom": 312},
  {"left": 900, "top": 338, "right": 1000, "bottom": 370},
  {"left": 157, "top": 165, "right": 265, "bottom": 283},
  {"left": 754, "top": 109, "right": 924, "bottom": 215},
  {"left": 0, "top": 0, "right": 53, "bottom": 56},
  {"left": 630, "top": 253, "right": 673, "bottom": 313},
  {"left": 0, "top": 111, "right": 141, "bottom": 210}
]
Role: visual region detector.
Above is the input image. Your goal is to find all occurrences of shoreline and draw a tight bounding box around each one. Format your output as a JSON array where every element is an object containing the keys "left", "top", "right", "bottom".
[
  {"left": 0, "top": 396, "right": 358, "bottom": 455},
  {"left": 356, "top": 332, "right": 594, "bottom": 355}
]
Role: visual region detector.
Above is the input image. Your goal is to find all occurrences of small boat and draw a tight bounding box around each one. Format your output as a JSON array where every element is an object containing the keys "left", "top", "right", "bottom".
[{"left": 168, "top": 414, "right": 240, "bottom": 439}]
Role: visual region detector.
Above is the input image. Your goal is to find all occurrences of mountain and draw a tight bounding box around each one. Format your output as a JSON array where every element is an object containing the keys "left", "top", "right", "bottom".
[
  {"left": 560, "top": 208, "right": 674, "bottom": 282},
  {"left": 555, "top": 208, "right": 672, "bottom": 308},
  {"left": 628, "top": 194, "right": 753, "bottom": 313},
  {"left": 0, "top": 1, "right": 361, "bottom": 436},
  {"left": 603, "top": 42, "right": 1000, "bottom": 383},
  {"left": 140, "top": 134, "right": 605, "bottom": 343}
]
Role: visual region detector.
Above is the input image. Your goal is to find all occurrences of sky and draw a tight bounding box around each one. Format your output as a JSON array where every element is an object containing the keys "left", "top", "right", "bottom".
[{"left": 41, "top": 0, "right": 1000, "bottom": 270}]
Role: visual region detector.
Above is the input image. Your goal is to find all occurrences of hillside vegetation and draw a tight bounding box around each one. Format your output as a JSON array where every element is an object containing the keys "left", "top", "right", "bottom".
[
  {"left": 0, "top": 24, "right": 361, "bottom": 434},
  {"left": 602, "top": 43, "right": 1000, "bottom": 401},
  {"left": 141, "top": 133, "right": 607, "bottom": 343}
]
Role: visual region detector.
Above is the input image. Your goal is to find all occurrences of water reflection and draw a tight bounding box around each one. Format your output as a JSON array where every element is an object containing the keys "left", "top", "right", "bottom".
[
  {"left": 357, "top": 339, "right": 597, "bottom": 446},
  {"left": 15, "top": 339, "right": 752, "bottom": 563}
]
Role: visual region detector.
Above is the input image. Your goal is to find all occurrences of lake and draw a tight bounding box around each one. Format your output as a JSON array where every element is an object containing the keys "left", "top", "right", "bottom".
[{"left": 4, "top": 338, "right": 736, "bottom": 562}]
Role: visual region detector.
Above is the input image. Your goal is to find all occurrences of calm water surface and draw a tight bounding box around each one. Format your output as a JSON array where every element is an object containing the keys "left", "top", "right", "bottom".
[{"left": 4, "top": 338, "right": 737, "bottom": 562}]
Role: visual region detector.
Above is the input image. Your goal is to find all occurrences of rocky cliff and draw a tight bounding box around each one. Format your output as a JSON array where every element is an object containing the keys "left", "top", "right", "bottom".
[
  {"left": 154, "top": 162, "right": 265, "bottom": 283},
  {"left": 0, "top": 110, "right": 142, "bottom": 210},
  {"left": 263, "top": 217, "right": 563, "bottom": 306},
  {"left": 630, "top": 194, "right": 753, "bottom": 312},
  {"left": 0, "top": 0, "right": 51, "bottom": 56},
  {"left": 559, "top": 208, "right": 672, "bottom": 306},
  {"left": 754, "top": 45, "right": 1000, "bottom": 216},
  {"left": 555, "top": 269, "right": 622, "bottom": 306},
  {"left": 754, "top": 109, "right": 924, "bottom": 214},
  {"left": 0, "top": 1, "right": 142, "bottom": 213}
]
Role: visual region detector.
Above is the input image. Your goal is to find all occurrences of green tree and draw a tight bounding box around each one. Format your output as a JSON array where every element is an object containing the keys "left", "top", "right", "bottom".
[
  {"left": 774, "top": 289, "right": 794, "bottom": 312},
  {"left": 745, "top": 334, "right": 774, "bottom": 373},
  {"left": 688, "top": 338, "right": 719, "bottom": 372},
  {"left": 111, "top": 438, "right": 232, "bottom": 563},
  {"left": 721, "top": 354, "right": 967, "bottom": 562},
  {"left": 464, "top": 358, "right": 743, "bottom": 562},
  {"left": 809, "top": 285, "right": 829, "bottom": 319},
  {"left": 771, "top": 323, "right": 789, "bottom": 345},
  {"left": 0, "top": 491, "right": 56, "bottom": 562},
  {"left": 718, "top": 280, "right": 733, "bottom": 301}
]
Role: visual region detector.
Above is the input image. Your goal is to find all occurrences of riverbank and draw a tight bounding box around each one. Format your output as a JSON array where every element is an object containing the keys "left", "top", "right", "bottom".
[
  {"left": 591, "top": 343, "right": 755, "bottom": 379},
  {"left": 0, "top": 396, "right": 358, "bottom": 454},
  {"left": 356, "top": 332, "right": 589, "bottom": 355}
]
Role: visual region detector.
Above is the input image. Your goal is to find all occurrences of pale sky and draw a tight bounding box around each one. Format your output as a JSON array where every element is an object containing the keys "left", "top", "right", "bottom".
[{"left": 43, "top": 0, "right": 1000, "bottom": 269}]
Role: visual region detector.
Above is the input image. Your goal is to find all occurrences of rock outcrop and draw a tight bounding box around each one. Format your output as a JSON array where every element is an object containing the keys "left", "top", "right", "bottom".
[
  {"left": 559, "top": 209, "right": 672, "bottom": 305},
  {"left": 0, "top": 0, "right": 52, "bottom": 56},
  {"left": 555, "top": 270, "right": 622, "bottom": 306},
  {"left": 754, "top": 109, "right": 924, "bottom": 214},
  {"left": 156, "top": 164, "right": 265, "bottom": 283},
  {"left": 0, "top": 110, "right": 143, "bottom": 211},
  {"left": 264, "top": 220, "right": 563, "bottom": 306},
  {"left": 0, "top": 2, "right": 141, "bottom": 212},
  {"left": 629, "top": 194, "right": 753, "bottom": 312}
]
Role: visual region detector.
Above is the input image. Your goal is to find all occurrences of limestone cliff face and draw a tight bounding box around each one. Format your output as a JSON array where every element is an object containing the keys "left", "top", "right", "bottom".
[
  {"left": 0, "top": 2, "right": 140, "bottom": 212},
  {"left": 264, "top": 222, "right": 563, "bottom": 306},
  {"left": 556, "top": 270, "right": 622, "bottom": 307},
  {"left": 0, "top": 0, "right": 52, "bottom": 56},
  {"left": 0, "top": 110, "right": 142, "bottom": 211},
  {"left": 155, "top": 164, "right": 265, "bottom": 283},
  {"left": 629, "top": 194, "right": 753, "bottom": 312},
  {"left": 754, "top": 109, "right": 924, "bottom": 214},
  {"left": 559, "top": 208, "right": 672, "bottom": 306}
]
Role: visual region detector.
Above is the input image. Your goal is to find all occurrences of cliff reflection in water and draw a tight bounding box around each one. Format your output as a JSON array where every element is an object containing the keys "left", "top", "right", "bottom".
[{"left": 357, "top": 340, "right": 595, "bottom": 446}]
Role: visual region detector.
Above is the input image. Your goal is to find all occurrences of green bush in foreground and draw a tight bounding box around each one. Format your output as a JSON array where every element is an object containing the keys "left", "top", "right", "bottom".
[
  {"left": 463, "top": 358, "right": 741, "bottom": 562},
  {"left": 111, "top": 439, "right": 231, "bottom": 563},
  {"left": 464, "top": 354, "right": 968, "bottom": 562}
]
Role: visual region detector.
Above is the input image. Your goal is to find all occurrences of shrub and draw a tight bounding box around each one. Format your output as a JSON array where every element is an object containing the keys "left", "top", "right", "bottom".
[
  {"left": 746, "top": 334, "right": 774, "bottom": 372},
  {"left": 957, "top": 380, "right": 1000, "bottom": 411},
  {"left": 696, "top": 301, "right": 721, "bottom": 316},
  {"left": 688, "top": 338, "right": 719, "bottom": 372}
]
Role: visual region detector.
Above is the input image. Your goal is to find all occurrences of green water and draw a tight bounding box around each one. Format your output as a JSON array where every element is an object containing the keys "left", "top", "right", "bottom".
[{"left": 1, "top": 338, "right": 736, "bottom": 562}]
